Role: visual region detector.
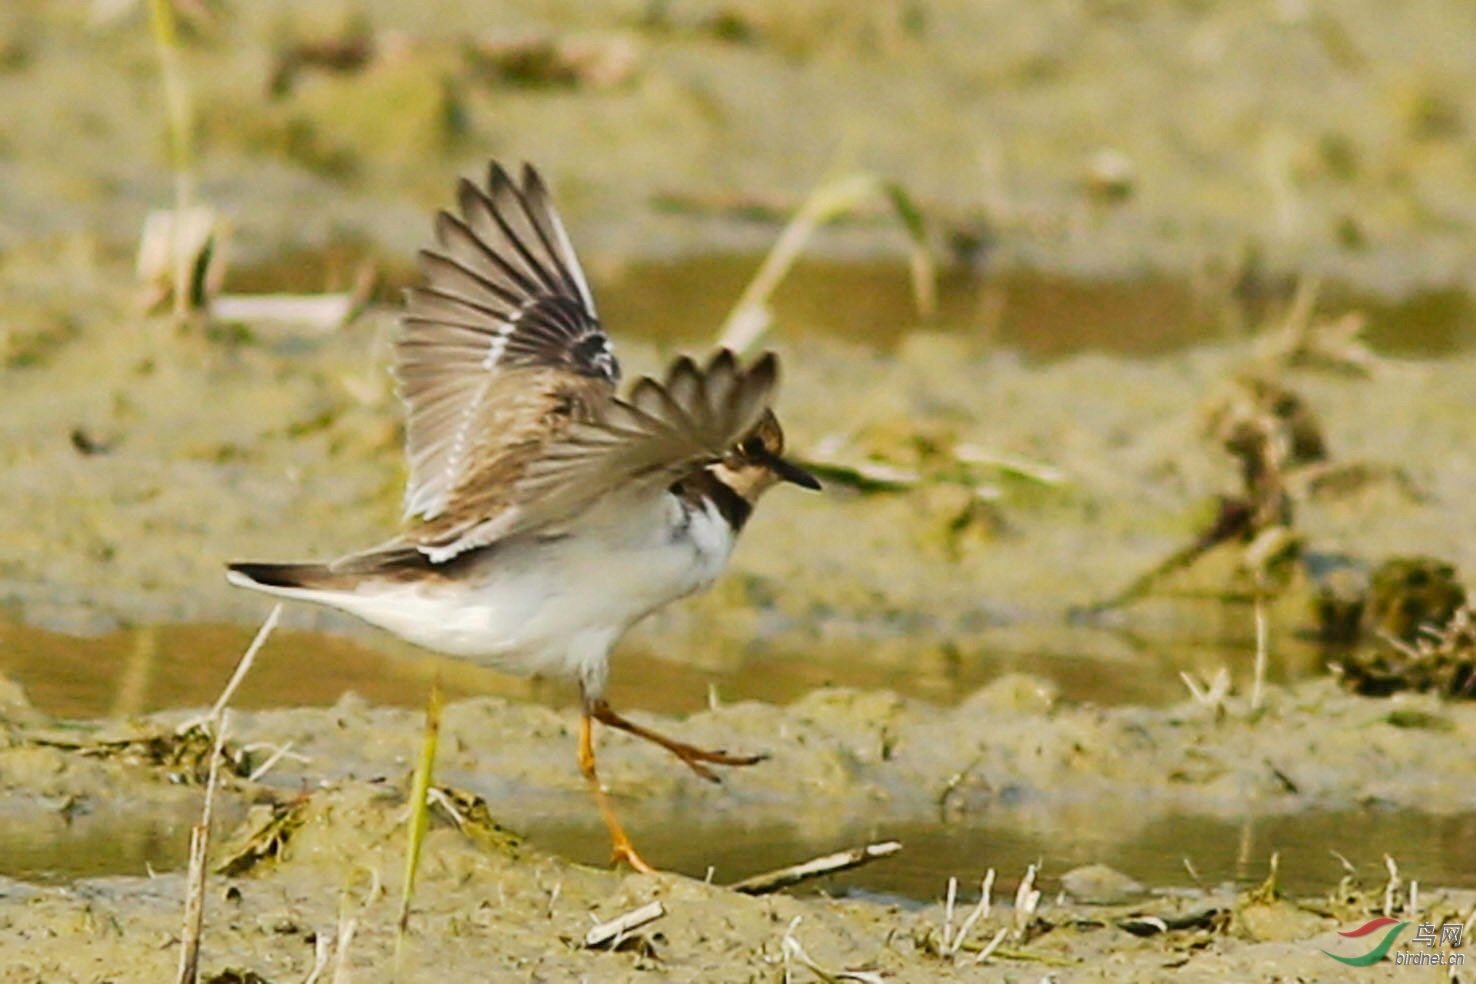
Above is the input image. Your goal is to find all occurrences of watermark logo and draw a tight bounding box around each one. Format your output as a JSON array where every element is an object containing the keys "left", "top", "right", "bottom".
[
  {"left": 1321, "top": 918, "right": 1466, "bottom": 968},
  {"left": 1321, "top": 918, "right": 1408, "bottom": 967}
]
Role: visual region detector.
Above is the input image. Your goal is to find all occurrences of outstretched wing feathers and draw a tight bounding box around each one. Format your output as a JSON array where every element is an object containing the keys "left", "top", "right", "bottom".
[
  {"left": 535, "top": 351, "right": 777, "bottom": 492},
  {"left": 519, "top": 172, "right": 599, "bottom": 315},
  {"left": 457, "top": 168, "right": 593, "bottom": 312},
  {"left": 406, "top": 350, "right": 780, "bottom": 562},
  {"left": 390, "top": 160, "right": 784, "bottom": 564},
  {"left": 396, "top": 163, "right": 616, "bottom": 523}
]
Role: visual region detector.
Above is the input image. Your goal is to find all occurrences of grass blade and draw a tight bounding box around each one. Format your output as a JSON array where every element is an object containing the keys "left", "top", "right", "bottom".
[{"left": 394, "top": 680, "right": 443, "bottom": 977}]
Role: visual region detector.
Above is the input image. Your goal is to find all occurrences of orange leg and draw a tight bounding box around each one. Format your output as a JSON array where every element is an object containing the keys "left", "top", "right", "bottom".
[
  {"left": 579, "top": 711, "right": 655, "bottom": 873},
  {"left": 589, "top": 699, "right": 767, "bottom": 784}
]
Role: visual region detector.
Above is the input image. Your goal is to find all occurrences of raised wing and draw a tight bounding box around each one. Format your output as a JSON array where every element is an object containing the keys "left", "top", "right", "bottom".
[
  {"left": 396, "top": 162, "right": 618, "bottom": 523},
  {"left": 409, "top": 349, "right": 780, "bottom": 562}
]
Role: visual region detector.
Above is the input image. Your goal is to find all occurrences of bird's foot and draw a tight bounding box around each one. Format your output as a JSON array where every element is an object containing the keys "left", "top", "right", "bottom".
[
  {"left": 608, "top": 834, "right": 658, "bottom": 874},
  {"left": 663, "top": 741, "right": 769, "bottom": 783},
  {"left": 589, "top": 700, "right": 768, "bottom": 783}
]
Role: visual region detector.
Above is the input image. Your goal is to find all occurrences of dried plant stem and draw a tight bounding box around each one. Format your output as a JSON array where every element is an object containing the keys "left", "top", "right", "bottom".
[
  {"left": 146, "top": 0, "right": 195, "bottom": 199},
  {"left": 942, "top": 876, "right": 957, "bottom": 950},
  {"left": 729, "top": 840, "right": 902, "bottom": 895},
  {"left": 145, "top": 0, "right": 198, "bottom": 318},
  {"left": 719, "top": 173, "right": 873, "bottom": 356},
  {"left": 1383, "top": 854, "right": 1402, "bottom": 917},
  {"left": 584, "top": 900, "right": 666, "bottom": 948},
  {"left": 303, "top": 933, "right": 332, "bottom": 984},
  {"left": 173, "top": 606, "right": 282, "bottom": 983},
  {"left": 781, "top": 916, "right": 886, "bottom": 984},
  {"left": 174, "top": 712, "right": 230, "bottom": 984},
  {"left": 716, "top": 171, "right": 935, "bottom": 357},
  {"left": 974, "top": 927, "right": 1009, "bottom": 964},
  {"left": 1251, "top": 576, "right": 1269, "bottom": 712},
  {"left": 329, "top": 868, "right": 383, "bottom": 984},
  {"left": 245, "top": 740, "right": 299, "bottom": 782},
  {"left": 208, "top": 604, "right": 282, "bottom": 722},
  {"left": 1012, "top": 863, "right": 1041, "bottom": 937},
  {"left": 943, "top": 871, "right": 994, "bottom": 955},
  {"left": 331, "top": 914, "right": 359, "bottom": 984}
]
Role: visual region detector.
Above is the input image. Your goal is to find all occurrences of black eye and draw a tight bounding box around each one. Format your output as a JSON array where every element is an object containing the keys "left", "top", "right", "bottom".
[{"left": 740, "top": 435, "right": 765, "bottom": 456}]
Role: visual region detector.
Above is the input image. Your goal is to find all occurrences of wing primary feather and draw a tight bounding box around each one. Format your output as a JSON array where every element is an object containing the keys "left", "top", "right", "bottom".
[
  {"left": 455, "top": 174, "right": 556, "bottom": 299},
  {"left": 520, "top": 163, "right": 598, "bottom": 316},
  {"left": 433, "top": 207, "right": 544, "bottom": 302},
  {"left": 515, "top": 163, "right": 598, "bottom": 317},
  {"left": 415, "top": 249, "right": 528, "bottom": 313},
  {"left": 479, "top": 164, "right": 569, "bottom": 301},
  {"left": 405, "top": 284, "right": 519, "bottom": 324}
]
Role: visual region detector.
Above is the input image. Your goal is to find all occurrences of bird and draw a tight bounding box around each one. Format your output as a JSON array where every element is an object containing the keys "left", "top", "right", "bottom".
[{"left": 226, "top": 161, "right": 819, "bottom": 872}]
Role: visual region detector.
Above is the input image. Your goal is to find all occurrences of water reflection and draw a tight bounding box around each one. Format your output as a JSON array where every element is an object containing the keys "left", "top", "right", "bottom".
[
  {"left": 0, "top": 614, "right": 1323, "bottom": 721},
  {"left": 528, "top": 806, "right": 1476, "bottom": 903},
  {"left": 229, "top": 250, "right": 1476, "bottom": 359}
]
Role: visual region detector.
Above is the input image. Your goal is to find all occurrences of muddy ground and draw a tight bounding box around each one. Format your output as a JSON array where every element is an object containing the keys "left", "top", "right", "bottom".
[
  {"left": 4, "top": 675, "right": 1476, "bottom": 982},
  {"left": 3, "top": 0, "right": 1476, "bottom": 981}
]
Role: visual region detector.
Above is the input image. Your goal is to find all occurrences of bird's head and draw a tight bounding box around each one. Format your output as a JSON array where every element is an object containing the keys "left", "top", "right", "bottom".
[{"left": 710, "top": 409, "right": 820, "bottom": 504}]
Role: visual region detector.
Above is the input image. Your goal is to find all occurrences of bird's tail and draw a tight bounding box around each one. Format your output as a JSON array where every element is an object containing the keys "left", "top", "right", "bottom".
[{"left": 227, "top": 561, "right": 355, "bottom": 595}]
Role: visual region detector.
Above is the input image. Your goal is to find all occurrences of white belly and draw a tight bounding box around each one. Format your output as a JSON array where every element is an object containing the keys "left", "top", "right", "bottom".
[{"left": 312, "top": 492, "right": 736, "bottom": 695}]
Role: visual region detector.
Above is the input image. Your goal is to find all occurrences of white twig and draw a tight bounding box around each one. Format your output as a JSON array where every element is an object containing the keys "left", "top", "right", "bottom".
[
  {"left": 942, "top": 877, "right": 958, "bottom": 951},
  {"left": 973, "top": 926, "right": 1010, "bottom": 964},
  {"left": 210, "top": 293, "right": 358, "bottom": 331},
  {"left": 952, "top": 445, "right": 1067, "bottom": 485},
  {"left": 1251, "top": 583, "right": 1269, "bottom": 712},
  {"left": 1012, "top": 864, "right": 1041, "bottom": 938},
  {"left": 330, "top": 917, "right": 357, "bottom": 984},
  {"left": 322, "top": 869, "right": 381, "bottom": 984},
  {"left": 172, "top": 607, "right": 282, "bottom": 984},
  {"left": 1180, "top": 668, "right": 1231, "bottom": 707},
  {"left": 246, "top": 741, "right": 301, "bottom": 782},
  {"left": 1383, "top": 854, "right": 1401, "bottom": 917},
  {"left": 359, "top": 866, "right": 384, "bottom": 908},
  {"left": 584, "top": 900, "right": 665, "bottom": 949},
  {"left": 717, "top": 173, "right": 882, "bottom": 356},
  {"left": 303, "top": 931, "right": 333, "bottom": 984},
  {"left": 425, "top": 787, "right": 465, "bottom": 827},
  {"left": 780, "top": 916, "right": 885, "bottom": 984},
  {"left": 730, "top": 841, "right": 902, "bottom": 895},
  {"left": 210, "top": 604, "right": 282, "bottom": 722},
  {"left": 951, "top": 871, "right": 994, "bottom": 954},
  {"left": 174, "top": 712, "right": 230, "bottom": 984}
]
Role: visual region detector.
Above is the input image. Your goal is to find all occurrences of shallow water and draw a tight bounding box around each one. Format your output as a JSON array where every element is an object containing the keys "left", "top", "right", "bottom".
[
  {"left": 0, "top": 614, "right": 1315, "bottom": 720},
  {"left": 4, "top": 608, "right": 1467, "bottom": 904},
  {"left": 232, "top": 253, "right": 1476, "bottom": 359},
  {"left": 600, "top": 258, "right": 1476, "bottom": 359},
  {"left": 5, "top": 785, "right": 1472, "bottom": 905},
  {"left": 532, "top": 805, "right": 1476, "bottom": 903},
  {"left": 0, "top": 798, "right": 214, "bottom": 886}
]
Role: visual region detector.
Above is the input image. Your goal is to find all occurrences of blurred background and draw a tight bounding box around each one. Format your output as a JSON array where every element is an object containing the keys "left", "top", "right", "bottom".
[
  {"left": 3, "top": 0, "right": 1475, "bottom": 697},
  {"left": 5, "top": 1, "right": 1476, "bottom": 314}
]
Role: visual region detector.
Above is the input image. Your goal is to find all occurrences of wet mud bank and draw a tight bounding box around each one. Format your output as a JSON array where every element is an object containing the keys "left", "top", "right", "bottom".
[{"left": 3, "top": 675, "right": 1473, "bottom": 981}]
